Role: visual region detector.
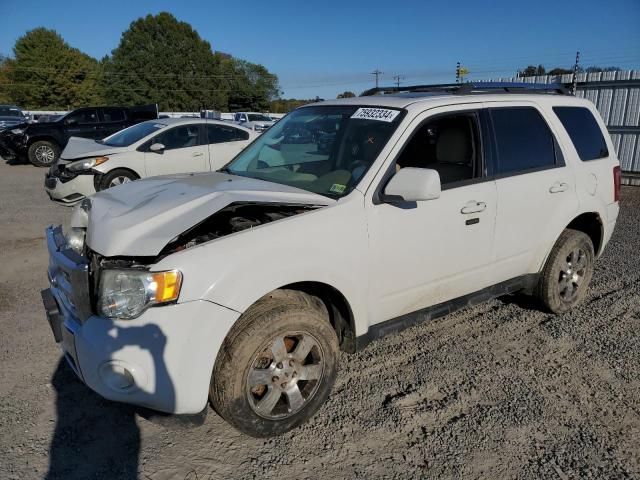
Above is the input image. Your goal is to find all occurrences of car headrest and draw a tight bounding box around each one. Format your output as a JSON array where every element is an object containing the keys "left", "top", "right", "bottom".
[{"left": 436, "top": 128, "right": 471, "bottom": 165}]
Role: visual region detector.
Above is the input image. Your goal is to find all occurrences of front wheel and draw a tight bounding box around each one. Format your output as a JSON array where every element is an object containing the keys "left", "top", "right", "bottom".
[
  {"left": 536, "top": 229, "right": 595, "bottom": 313},
  {"left": 210, "top": 290, "right": 339, "bottom": 437},
  {"left": 28, "top": 140, "right": 60, "bottom": 167},
  {"left": 98, "top": 169, "right": 139, "bottom": 191}
]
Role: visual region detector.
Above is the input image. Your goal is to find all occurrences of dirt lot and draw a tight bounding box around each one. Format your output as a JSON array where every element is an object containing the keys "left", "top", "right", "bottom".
[{"left": 0, "top": 159, "right": 639, "bottom": 480}]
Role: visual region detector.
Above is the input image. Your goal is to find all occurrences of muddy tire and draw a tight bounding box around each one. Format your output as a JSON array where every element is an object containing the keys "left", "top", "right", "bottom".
[
  {"left": 536, "top": 229, "right": 595, "bottom": 314},
  {"left": 98, "top": 169, "right": 138, "bottom": 191},
  {"left": 28, "top": 140, "right": 60, "bottom": 167},
  {"left": 210, "top": 290, "right": 339, "bottom": 437}
]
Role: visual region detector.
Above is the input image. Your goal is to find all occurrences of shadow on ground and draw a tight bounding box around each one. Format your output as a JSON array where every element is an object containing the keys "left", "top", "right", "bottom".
[{"left": 45, "top": 359, "right": 141, "bottom": 480}]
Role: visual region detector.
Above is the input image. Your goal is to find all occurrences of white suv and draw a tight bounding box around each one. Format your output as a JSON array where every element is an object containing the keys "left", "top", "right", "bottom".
[
  {"left": 233, "top": 112, "right": 275, "bottom": 132},
  {"left": 42, "top": 83, "right": 620, "bottom": 437}
]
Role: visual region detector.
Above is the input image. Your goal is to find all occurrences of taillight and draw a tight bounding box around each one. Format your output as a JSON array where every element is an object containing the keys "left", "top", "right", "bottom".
[{"left": 613, "top": 165, "right": 621, "bottom": 202}]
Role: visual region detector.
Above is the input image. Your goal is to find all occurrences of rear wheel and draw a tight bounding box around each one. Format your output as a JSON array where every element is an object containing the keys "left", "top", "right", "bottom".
[
  {"left": 98, "top": 169, "right": 139, "bottom": 191},
  {"left": 210, "top": 290, "right": 339, "bottom": 437},
  {"left": 28, "top": 140, "right": 60, "bottom": 167},
  {"left": 536, "top": 229, "right": 594, "bottom": 313}
]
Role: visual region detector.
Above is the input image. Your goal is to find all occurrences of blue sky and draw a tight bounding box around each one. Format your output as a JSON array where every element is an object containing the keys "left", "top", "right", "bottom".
[{"left": 1, "top": 0, "right": 639, "bottom": 99}]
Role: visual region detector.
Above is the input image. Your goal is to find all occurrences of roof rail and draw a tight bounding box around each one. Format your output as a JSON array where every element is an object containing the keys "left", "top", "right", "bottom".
[{"left": 360, "top": 82, "right": 569, "bottom": 97}]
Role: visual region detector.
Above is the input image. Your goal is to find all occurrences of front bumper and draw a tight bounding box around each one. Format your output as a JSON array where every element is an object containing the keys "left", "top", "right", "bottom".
[
  {"left": 42, "top": 225, "right": 240, "bottom": 414},
  {"left": 0, "top": 135, "right": 20, "bottom": 159},
  {"left": 44, "top": 172, "right": 96, "bottom": 206}
]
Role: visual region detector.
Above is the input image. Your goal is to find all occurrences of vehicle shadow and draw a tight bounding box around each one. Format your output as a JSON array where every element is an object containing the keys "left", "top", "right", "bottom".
[
  {"left": 46, "top": 323, "right": 174, "bottom": 480},
  {"left": 497, "top": 292, "right": 544, "bottom": 311}
]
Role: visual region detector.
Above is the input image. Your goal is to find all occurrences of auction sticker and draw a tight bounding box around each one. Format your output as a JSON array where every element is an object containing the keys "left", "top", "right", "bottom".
[{"left": 351, "top": 107, "right": 400, "bottom": 123}]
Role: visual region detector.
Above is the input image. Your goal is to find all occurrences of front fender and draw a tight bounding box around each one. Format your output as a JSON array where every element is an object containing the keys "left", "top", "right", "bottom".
[{"left": 153, "top": 196, "right": 370, "bottom": 336}]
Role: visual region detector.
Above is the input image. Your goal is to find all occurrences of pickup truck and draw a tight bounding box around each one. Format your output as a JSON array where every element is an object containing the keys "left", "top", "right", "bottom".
[{"left": 0, "top": 104, "right": 157, "bottom": 166}]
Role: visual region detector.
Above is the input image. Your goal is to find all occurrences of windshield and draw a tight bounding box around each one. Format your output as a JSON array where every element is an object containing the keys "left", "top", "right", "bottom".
[
  {"left": 101, "top": 121, "right": 167, "bottom": 147},
  {"left": 247, "top": 114, "right": 272, "bottom": 122},
  {"left": 224, "top": 105, "right": 404, "bottom": 198},
  {"left": 0, "top": 106, "right": 24, "bottom": 117}
]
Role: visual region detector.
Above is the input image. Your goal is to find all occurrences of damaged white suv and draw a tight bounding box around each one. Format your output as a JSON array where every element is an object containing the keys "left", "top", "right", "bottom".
[{"left": 42, "top": 83, "right": 620, "bottom": 437}]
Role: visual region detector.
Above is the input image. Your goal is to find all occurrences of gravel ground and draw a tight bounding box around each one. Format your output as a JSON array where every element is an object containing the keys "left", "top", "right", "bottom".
[{"left": 0, "top": 159, "right": 638, "bottom": 480}]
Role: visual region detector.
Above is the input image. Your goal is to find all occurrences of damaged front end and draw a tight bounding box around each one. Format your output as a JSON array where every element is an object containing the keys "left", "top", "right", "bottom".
[
  {"left": 54, "top": 200, "right": 321, "bottom": 320},
  {"left": 161, "top": 202, "right": 319, "bottom": 256}
]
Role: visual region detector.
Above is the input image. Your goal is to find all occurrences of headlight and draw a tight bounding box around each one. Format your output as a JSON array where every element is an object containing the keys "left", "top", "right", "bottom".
[
  {"left": 97, "top": 269, "right": 182, "bottom": 319},
  {"left": 65, "top": 227, "right": 85, "bottom": 253},
  {"left": 67, "top": 156, "right": 109, "bottom": 172},
  {"left": 10, "top": 128, "right": 25, "bottom": 135}
]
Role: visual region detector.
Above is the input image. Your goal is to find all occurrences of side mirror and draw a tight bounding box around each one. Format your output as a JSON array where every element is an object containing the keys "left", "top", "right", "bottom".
[
  {"left": 149, "top": 143, "right": 165, "bottom": 153},
  {"left": 382, "top": 167, "right": 441, "bottom": 202},
  {"left": 65, "top": 118, "right": 78, "bottom": 126}
]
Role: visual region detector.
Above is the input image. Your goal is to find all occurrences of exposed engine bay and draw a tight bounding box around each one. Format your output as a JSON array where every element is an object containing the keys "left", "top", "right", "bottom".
[{"left": 161, "top": 202, "right": 319, "bottom": 255}]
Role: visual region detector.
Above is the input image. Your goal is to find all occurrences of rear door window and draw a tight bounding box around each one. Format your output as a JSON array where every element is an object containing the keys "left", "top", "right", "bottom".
[
  {"left": 102, "top": 108, "right": 127, "bottom": 123},
  {"left": 553, "top": 107, "right": 609, "bottom": 161},
  {"left": 207, "top": 124, "right": 249, "bottom": 143},
  {"left": 490, "top": 107, "right": 557, "bottom": 175},
  {"left": 66, "top": 109, "right": 99, "bottom": 124},
  {"left": 152, "top": 125, "right": 203, "bottom": 151}
]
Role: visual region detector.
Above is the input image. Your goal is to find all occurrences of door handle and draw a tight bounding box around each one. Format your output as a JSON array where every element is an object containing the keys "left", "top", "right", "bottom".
[
  {"left": 460, "top": 200, "right": 487, "bottom": 214},
  {"left": 549, "top": 182, "right": 569, "bottom": 193},
  {"left": 192, "top": 152, "right": 204, "bottom": 157}
]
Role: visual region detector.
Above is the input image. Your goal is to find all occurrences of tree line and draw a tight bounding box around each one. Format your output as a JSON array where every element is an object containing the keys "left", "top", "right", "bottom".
[
  {"left": 518, "top": 64, "right": 621, "bottom": 77},
  {"left": 0, "top": 13, "right": 280, "bottom": 112}
]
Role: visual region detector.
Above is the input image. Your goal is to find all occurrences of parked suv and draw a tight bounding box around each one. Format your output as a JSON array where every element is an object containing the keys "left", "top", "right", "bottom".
[
  {"left": 233, "top": 112, "right": 275, "bottom": 132},
  {"left": 0, "top": 105, "right": 28, "bottom": 132},
  {"left": 0, "top": 104, "right": 157, "bottom": 166},
  {"left": 41, "top": 83, "right": 620, "bottom": 437}
]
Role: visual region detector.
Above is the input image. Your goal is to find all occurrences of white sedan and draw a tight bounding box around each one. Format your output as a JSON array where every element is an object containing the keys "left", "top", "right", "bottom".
[{"left": 44, "top": 118, "right": 257, "bottom": 205}]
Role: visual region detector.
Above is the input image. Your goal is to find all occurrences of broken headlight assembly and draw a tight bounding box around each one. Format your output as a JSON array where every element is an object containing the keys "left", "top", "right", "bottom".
[
  {"left": 66, "top": 156, "right": 109, "bottom": 172},
  {"left": 65, "top": 227, "right": 86, "bottom": 253},
  {"left": 97, "top": 269, "right": 182, "bottom": 319}
]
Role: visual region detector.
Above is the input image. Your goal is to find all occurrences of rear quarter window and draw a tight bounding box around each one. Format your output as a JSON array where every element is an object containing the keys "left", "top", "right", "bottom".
[{"left": 553, "top": 106, "right": 609, "bottom": 161}]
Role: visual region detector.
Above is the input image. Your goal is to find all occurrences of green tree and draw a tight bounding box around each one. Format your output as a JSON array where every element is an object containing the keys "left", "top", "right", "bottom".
[
  {"left": 0, "top": 55, "right": 11, "bottom": 103},
  {"left": 4, "top": 28, "right": 103, "bottom": 109},
  {"left": 226, "top": 59, "right": 280, "bottom": 111},
  {"left": 547, "top": 67, "right": 573, "bottom": 75},
  {"left": 337, "top": 91, "right": 356, "bottom": 99},
  {"left": 269, "top": 98, "right": 317, "bottom": 113},
  {"left": 519, "top": 64, "right": 546, "bottom": 77},
  {"left": 104, "top": 12, "right": 279, "bottom": 111}
]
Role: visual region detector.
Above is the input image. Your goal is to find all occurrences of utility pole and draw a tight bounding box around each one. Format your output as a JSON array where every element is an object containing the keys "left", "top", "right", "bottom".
[
  {"left": 571, "top": 51, "right": 580, "bottom": 95},
  {"left": 393, "top": 75, "right": 404, "bottom": 88},
  {"left": 370, "top": 69, "right": 383, "bottom": 88},
  {"left": 456, "top": 62, "right": 461, "bottom": 83}
]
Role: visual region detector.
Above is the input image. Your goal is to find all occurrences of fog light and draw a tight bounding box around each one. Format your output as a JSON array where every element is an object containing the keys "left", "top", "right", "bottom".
[{"left": 99, "top": 361, "right": 136, "bottom": 391}]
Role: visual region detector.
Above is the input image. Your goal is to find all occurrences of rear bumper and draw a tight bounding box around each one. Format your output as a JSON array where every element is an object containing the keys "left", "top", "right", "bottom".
[
  {"left": 43, "top": 225, "right": 240, "bottom": 414},
  {"left": 602, "top": 201, "right": 620, "bottom": 255},
  {"left": 44, "top": 173, "right": 96, "bottom": 206}
]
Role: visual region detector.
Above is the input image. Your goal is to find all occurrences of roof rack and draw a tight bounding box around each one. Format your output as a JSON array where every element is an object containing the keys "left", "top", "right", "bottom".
[{"left": 360, "top": 82, "right": 569, "bottom": 97}]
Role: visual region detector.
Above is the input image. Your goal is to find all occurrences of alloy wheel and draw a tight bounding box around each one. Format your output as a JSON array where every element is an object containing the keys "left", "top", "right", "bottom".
[
  {"left": 246, "top": 332, "right": 324, "bottom": 420},
  {"left": 558, "top": 248, "right": 588, "bottom": 301},
  {"left": 35, "top": 145, "right": 55, "bottom": 164},
  {"left": 109, "top": 176, "right": 132, "bottom": 187}
]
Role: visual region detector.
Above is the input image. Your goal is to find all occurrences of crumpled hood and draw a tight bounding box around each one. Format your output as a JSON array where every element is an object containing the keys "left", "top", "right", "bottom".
[
  {"left": 60, "top": 137, "right": 128, "bottom": 161},
  {"left": 86, "top": 172, "right": 335, "bottom": 256}
]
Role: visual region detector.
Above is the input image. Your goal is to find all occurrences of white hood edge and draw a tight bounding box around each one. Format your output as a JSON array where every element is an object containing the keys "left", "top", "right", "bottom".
[
  {"left": 85, "top": 172, "right": 335, "bottom": 257},
  {"left": 60, "top": 136, "right": 130, "bottom": 161}
]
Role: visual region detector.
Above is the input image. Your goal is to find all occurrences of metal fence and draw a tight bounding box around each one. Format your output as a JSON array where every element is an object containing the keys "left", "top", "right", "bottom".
[{"left": 489, "top": 70, "right": 640, "bottom": 184}]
